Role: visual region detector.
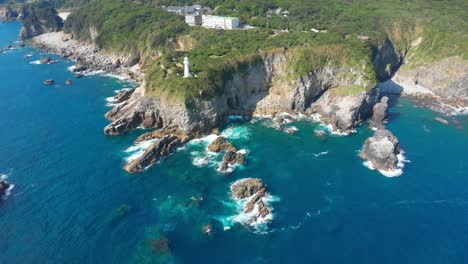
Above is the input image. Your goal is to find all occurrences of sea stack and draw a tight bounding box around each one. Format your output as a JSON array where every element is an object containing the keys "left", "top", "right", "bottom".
[
  {"left": 360, "top": 129, "right": 404, "bottom": 176},
  {"left": 230, "top": 178, "right": 272, "bottom": 226}
]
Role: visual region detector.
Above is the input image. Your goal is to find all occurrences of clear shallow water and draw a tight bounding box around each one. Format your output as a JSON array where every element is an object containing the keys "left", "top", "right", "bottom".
[{"left": 1, "top": 21, "right": 468, "bottom": 263}]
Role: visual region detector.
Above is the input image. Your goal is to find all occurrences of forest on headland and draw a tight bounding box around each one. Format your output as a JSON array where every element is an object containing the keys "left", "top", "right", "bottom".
[{"left": 2, "top": 0, "right": 467, "bottom": 100}]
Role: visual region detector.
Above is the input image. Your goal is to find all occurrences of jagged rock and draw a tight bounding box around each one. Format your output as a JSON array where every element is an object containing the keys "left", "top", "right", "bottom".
[
  {"left": 0, "top": 7, "right": 19, "bottom": 21},
  {"left": 219, "top": 150, "right": 246, "bottom": 173},
  {"left": 360, "top": 129, "right": 401, "bottom": 171},
  {"left": 314, "top": 88, "right": 378, "bottom": 133},
  {"left": 113, "top": 89, "right": 135, "bottom": 104},
  {"left": 124, "top": 135, "right": 181, "bottom": 173},
  {"left": 230, "top": 178, "right": 272, "bottom": 226},
  {"left": 231, "top": 178, "right": 265, "bottom": 199},
  {"left": 104, "top": 90, "right": 166, "bottom": 136},
  {"left": 40, "top": 57, "right": 55, "bottom": 64},
  {"left": 104, "top": 112, "right": 143, "bottom": 135},
  {"left": 371, "top": 96, "right": 389, "bottom": 128},
  {"left": 73, "top": 66, "right": 87, "bottom": 72},
  {"left": 207, "top": 137, "right": 237, "bottom": 152},
  {"left": 202, "top": 224, "right": 212, "bottom": 235},
  {"left": 393, "top": 56, "right": 468, "bottom": 107},
  {"left": 43, "top": 79, "right": 54, "bottom": 85},
  {"left": 224, "top": 151, "right": 246, "bottom": 165},
  {"left": 19, "top": 3, "right": 63, "bottom": 39},
  {"left": 0, "top": 180, "right": 11, "bottom": 198},
  {"left": 135, "top": 128, "right": 191, "bottom": 144}
]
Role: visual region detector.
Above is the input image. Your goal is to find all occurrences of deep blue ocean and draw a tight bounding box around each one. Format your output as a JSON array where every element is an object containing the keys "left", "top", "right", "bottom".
[{"left": 1, "top": 21, "right": 468, "bottom": 263}]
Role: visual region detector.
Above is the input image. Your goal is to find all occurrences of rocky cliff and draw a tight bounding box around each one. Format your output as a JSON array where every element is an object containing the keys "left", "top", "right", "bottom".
[
  {"left": 105, "top": 50, "right": 379, "bottom": 137},
  {"left": 0, "top": 6, "right": 19, "bottom": 21},
  {"left": 393, "top": 56, "right": 468, "bottom": 107},
  {"left": 19, "top": 2, "right": 63, "bottom": 39}
]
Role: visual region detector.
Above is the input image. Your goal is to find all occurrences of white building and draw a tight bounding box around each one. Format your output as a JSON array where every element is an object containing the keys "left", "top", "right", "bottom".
[
  {"left": 185, "top": 14, "right": 202, "bottom": 26},
  {"left": 202, "top": 15, "right": 239, "bottom": 30}
]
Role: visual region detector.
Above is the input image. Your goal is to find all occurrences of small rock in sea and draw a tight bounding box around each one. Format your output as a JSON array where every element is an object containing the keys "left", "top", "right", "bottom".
[
  {"left": 360, "top": 129, "right": 402, "bottom": 172},
  {"left": 314, "top": 129, "right": 327, "bottom": 139},
  {"left": 19, "top": 43, "right": 25, "bottom": 48},
  {"left": 7, "top": 45, "right": 13, "bottom": 49},
  {"left": 207, "top": 137, "right": 237, "bottom": 152},
  {"left": 40, "top": 57, "right": 56, "bottom": 64},
  {"left": 65, "top": 80, "right": 72, "bottom": 85},
  {"left": 75, "top": 73, "right": 84, "bottom": 78},
  {"left": 434, "top": 117, "right": 449, "bottom": 125},
  {"left": 0, "top": 49, "right": 4, "bottom": 53},
  {"left": 43, "top": 79, "right": 55, "bottom": 85},
  {"left": 230, "top": 178, "right": 273, "bottom": 226},
  {"left": 0, "top": 180, "right": 12, "bottom": 199},
  {"left": 284, "top": 126, "right": 298, "bottom": 134},
  {"left": 202, "top": 224, "right": 213, "bottom": 235}
]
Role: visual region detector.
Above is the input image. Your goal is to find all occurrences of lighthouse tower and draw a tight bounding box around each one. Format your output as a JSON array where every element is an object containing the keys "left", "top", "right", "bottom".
[{"left": 183, "top": 57, "right": 190, "bottom": 78}]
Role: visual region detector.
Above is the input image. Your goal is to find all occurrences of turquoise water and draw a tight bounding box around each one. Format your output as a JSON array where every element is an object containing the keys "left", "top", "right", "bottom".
[{"left": 1, "top": 21, "right": 468, "bottom": 263}]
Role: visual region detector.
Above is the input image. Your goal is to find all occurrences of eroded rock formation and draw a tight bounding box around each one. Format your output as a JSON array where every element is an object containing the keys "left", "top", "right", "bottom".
[
  {"left": 360, "top": 129, "right": 402, "bottom": 172},
  {"left": 124, "top": 135, "right": 181, "bottom": 173},
  {"left": 231, "top": 178, "right": 272, "bottom": 225}
]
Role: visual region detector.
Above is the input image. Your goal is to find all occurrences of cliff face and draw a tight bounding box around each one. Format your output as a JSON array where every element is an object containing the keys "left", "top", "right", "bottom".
[
  {"left": 105, "top": 50, "right": 379, "bottom": 136},
  {"left": 0, "top": 7, "right": 19, "bottom": 21},
  {"left": 19, "top": 3, "right": 63, "bottom": 39},
  {"left": 393, "top": 57, "right": 468, "bottom": 106}
]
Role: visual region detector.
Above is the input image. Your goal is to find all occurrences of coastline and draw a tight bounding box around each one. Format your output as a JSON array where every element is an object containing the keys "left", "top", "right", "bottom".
[{"left": 30, "top": 31, "right": 144, "bottom": 83}]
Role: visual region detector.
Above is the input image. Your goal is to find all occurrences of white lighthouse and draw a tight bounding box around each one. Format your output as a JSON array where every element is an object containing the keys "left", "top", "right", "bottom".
[{"left": 183, "top": 56, "right": 190, "bottom": 78}]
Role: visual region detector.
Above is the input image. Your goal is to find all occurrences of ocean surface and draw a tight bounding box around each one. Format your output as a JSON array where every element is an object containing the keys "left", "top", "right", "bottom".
[{"left": 1, "top": 21, "right": 468, "bottom": 263}]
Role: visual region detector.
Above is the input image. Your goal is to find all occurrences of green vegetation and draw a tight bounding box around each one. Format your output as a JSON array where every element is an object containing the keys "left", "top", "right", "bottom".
[
  {"left": 64, "top": 0, "right": 189, "bottom": 63},
  {"left": 7, "top": 0, "right": 466, "bottom": 101},
  {"left": 20, "top": 1, "right": 63, "bottom": 32}
]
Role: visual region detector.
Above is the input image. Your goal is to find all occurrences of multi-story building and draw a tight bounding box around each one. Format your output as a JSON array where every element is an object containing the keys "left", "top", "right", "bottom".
[
  {"left": 185, "top": 14, "right": 202, "bottom": 26},
  {"left": 201, "top": 15, "right": 239, "bottom": 30}
]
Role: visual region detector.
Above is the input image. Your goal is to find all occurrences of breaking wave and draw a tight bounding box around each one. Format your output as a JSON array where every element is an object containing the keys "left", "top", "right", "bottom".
[
  {"left": 362, "top": 150, "right": 410, "bottom": 177},
  {"left": 217, "top": 191, "right": 280, "bottom": 234},
  {"left": 123, "top": 139, "right": 157, "bottom": 162}
]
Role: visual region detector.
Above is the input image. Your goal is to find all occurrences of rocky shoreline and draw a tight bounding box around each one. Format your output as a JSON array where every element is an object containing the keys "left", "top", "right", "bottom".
[{"left": 31, "top": 32, "right": 144, "bottom": 82}]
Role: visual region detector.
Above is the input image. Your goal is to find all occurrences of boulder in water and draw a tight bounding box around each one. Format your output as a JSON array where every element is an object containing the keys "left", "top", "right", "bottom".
[
  {"left": 360, "top": 129, "right": 402, "bottom": 172},
  {"left": 0, "top": 180, "right": 11, "bottom": 198},
  {"left": 43, "top": 79, "right": 54, "bottom": 85},
  {"left": 230, "top": 178, "right": 273, "bottom": 226},
  {"left": 207, "top": 136, "right": 237, "bottom": 152}
]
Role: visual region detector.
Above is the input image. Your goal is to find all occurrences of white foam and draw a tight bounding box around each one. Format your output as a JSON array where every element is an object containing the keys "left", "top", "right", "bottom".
[
  {"left": 237, "top": 149, "right": 248, "bottom": 155},
  {"left": 187, "top": 134, "right": 218, "bottom": 147},
  {"left": 362, "top": 150, "right": 410, "bottom": 177},
  {"left": 220, "top": 126, "right": 251, "bottom": 140},
  {"left": 192, "top": 156, "right": 210, "bottom": 167},
  {"left": 67, "top": 65, "right": 76, "bottom": 72},
  {"left": 438, "top": 103, "right": 468, "bottom": 116},
  {"left": 324, "top": 124, "right": 354, "bottom": 136},
  {"left": 220, "top": 191, "right": 280, "bottom": 233},
  {"left": 104, "top": 73, "right": 128, "bottom": 81},
  {"left": 313, "top": 151, "right": 328, "bottom": 158},
  {"left": 1, "top": 172, "right": 14, "bottom": 199},
  {"left": 123, "top": 139, "right": 157, "bottom": 162},
  {"left": 283, "top": 126, "right": 299, "bottom": 134},
  {"left": 29, "top": 60, "right": 41, "bottom": 65}
]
